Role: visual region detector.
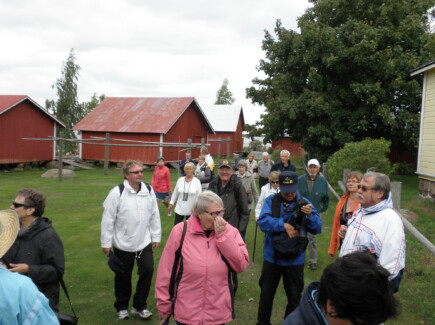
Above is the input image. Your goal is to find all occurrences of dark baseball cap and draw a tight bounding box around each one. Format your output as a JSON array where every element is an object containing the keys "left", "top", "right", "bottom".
[
  {"left": 279, "top": 171, "right": 298, "bottom": 193},
  {"left": 218, "top": 160, "right": 233, "bottom": 169}
]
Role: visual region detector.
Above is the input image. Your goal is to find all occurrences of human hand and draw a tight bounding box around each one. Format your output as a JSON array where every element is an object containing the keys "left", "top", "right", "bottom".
[
  {"left": 102, "top": 247, "right": 111, "bottom": 256},
  {"left": 9, "top": 263, "right": 29, "bottom": 274},
  {"left": 329, "top": 254, "right": 335, "bottom": 260},
  {"left": 284, "top": 223, "right": 299, "bottom": 238},
  {"left": 338, "top": 225, "right": 347, "bottom": 239},
  {"left": 167, "top": 205, "right": 172, "bottom": 214},
  {"left": 255, "top": 217, "right": 259, "bottom": 223},
  {"left": 152, "top": 242, "right": 159, "bottom": 250},
  {"left": 301, "top": 204, "right": 312, "bottom": 216},
  {"left": 214, "top": 216, "right": 227, "bottom": 235}
]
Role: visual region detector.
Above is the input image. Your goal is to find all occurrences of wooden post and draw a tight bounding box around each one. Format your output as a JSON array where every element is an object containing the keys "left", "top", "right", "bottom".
[
  {"left": 343, "top": 169, "right": 351, "bottom": 184},
  {"left": 217, "top": 138, "right": 221, "bottom": 159},
  {"left": 322, "top": 162, "right": 328, "bottom": 180},
  {"left": 391, "top": 182, "right": 402, "bottom": 210},
  {"left": 227, "top": 136, "right": 230, "bottom": 157},
  {"left": 104, "top": 133, "right": 110, "bottom": 175},
  {"left": 58, "top": 130, "right": 64, "bottom": 182}
]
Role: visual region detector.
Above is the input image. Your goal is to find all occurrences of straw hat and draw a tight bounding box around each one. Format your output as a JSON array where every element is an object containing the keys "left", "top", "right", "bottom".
[{"left": 0, "top": 209, "right": 19, "bottom": 258}]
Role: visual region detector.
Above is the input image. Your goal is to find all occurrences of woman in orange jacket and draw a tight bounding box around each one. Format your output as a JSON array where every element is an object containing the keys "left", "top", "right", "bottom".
[{"left": 328, "top": 171, "right": 362, "bottom": 258}]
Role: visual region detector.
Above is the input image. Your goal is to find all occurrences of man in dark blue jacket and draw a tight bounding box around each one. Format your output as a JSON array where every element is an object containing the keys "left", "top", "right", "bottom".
[
  {"left": 257, "top": 171, "right": 321, "bottom": 324},
  {"left": 282, "top": 250, "right": 400, "bottom": 325}
]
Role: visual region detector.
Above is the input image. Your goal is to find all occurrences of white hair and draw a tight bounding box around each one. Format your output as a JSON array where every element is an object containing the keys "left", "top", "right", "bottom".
[
  {"left": 280, "top": 149, "right": 291, "bottom": 157},
  {"left": 262, "top": 152, "right": 269, "bottom": 157}
]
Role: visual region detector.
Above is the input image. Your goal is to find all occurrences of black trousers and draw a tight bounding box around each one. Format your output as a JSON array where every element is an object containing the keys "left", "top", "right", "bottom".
[
  {"left": 174, "top": 213, "right": 189, "bottom": 225},
  {"left": 257, "top": 261, "right": 304, "bottom": 325},
  {"left": 259, "top": 176, "right": 269, "bottom": 189},
  {"left": 113, "top": 244, "right": 154, "bottom": 311}
]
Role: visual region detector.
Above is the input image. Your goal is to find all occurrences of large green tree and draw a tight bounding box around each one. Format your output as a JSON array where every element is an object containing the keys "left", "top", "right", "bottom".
[
  {"left": 246, "top": 0, "right": 435, "bottom": 161},
  {"left": 46, "top": 49, "right": 105, "bottom": 152},
  {"left": 215, "top": 78, "right": 235, "bottom": 104}
]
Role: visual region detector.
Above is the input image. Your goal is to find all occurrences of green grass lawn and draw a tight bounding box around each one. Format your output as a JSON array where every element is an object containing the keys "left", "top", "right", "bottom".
[{"left": 0, "top": 164, "right": 433, "bottom": 324}]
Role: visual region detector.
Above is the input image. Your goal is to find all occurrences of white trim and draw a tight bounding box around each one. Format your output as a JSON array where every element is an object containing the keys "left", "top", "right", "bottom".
[
  {"left": 53, "top": 123, "right": 57, "bottom": 159},
  {"left": 77, "top": 131, "right": 82, "bottom": 159},
  {"left": 411, "top": 62, "right": 435, "bottom": 76},
  {"left": 416, "top": 73, "right": 427, "bottom": 174},
  {"left": 416, "top": 171, "right": 435, "bottom": 179},
  {"left": 159, "top": 134, "right": 163, "bottom": 157}
]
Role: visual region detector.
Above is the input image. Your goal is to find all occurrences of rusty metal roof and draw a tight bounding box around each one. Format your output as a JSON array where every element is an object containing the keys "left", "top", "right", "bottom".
[
  {"left": 73, "top": 97, "right": 214, "bottom": 134},
  {"left": 0, "top": 95, "right": 65, "bottom": 127}
]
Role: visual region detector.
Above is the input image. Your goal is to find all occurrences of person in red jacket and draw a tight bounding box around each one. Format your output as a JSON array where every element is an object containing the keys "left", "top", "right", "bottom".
[{"left": 152, "top": 157, "right": 172, "bottom": 205}]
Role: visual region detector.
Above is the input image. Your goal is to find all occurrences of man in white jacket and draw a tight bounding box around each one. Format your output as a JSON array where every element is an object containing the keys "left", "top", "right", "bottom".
[
  {"left": 101, "top": 160, "right": 161, "bottom": 320},
  {"left": 339, "top": 172, "right": 406, "bottom": 292}
]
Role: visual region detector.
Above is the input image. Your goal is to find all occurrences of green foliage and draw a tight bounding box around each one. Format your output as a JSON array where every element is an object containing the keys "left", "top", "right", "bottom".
[
  {"left": 327, "top": 138, "right": 391, "bottom": 189},
  {"left": 215, "top": 78, "right": 235, "bottom": 104},
  {"left": 246, "top": 0, "right": 435, "bottom": 161},
  {"left": 391, "top": 162, "right": 416, "bottom": 175},
  {"left": 46, "top": 49, "right": 105, "bottom": 152}
]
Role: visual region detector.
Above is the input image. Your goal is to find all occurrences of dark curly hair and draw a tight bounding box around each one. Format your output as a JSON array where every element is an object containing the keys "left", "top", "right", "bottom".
[{"left": 17, "top": 188, "right": 46, "bottom": 217}]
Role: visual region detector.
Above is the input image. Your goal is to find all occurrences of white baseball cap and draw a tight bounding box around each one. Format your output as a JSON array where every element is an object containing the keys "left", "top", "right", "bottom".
[{"left": 308, "top": 159, "right": 320, "bottom": 167}]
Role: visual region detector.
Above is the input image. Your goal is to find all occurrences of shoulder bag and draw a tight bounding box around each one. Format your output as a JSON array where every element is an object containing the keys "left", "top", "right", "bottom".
[{"left": 55, "top": 277, "right": 78, "bottom": 325}]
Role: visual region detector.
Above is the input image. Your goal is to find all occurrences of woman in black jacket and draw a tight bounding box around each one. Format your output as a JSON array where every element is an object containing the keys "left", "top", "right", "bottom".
[{"left": 2, "top": 188, "right": 65, "bottom": 312}]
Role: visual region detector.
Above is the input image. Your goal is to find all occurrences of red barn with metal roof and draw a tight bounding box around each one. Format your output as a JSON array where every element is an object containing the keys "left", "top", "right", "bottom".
[
  {"left": 201, "top": 105, "right": 244, "bottom": 156},
  {"left": 73, "top": 97, "right": 214, "bottom": 164},
  {"left": 0, "top": 95, "right": 65, "bottom": 164}
]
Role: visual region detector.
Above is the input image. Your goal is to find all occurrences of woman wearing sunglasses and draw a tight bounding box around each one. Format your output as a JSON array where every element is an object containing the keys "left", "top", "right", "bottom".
[
  {"left": 156, "top": 191, "right": 249, "bottom": 325},
  {"left": 2, "top": 188, "right": 65, "bottom": 312},
  {"left": 255, "top": 171, "right": 281, "bottom": 222},
  {"left": 328, "top": 171, "right": 362, "bottom": 259}
]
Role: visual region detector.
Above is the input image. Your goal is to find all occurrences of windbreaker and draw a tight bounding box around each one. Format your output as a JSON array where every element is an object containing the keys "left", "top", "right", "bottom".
[
  {"left": 258, "top": 192, "right": 322, "bottom": 266},
  {"left": 339, "top": 193, "right": 406, "bottom": 280},
  {"left": 155, "top": 215, "right": 249, "bottom": 325},
  {"left": 0, "top": 266, "right": 60, "bottom": 324},
  {"left": 255, "top": 183, "right": 279, "bottom": 219},
  {"left": 151, "top": 165, "right": 172, "bottom": 193},
  {"left": 297, "top": 173, "right": 329, "bottom": 213},
  {"left": 101, "top": 180, "right": 161, "bottom": 252},
  {"left": 1, "top": 217, "right": 64, "bottom": 312}
]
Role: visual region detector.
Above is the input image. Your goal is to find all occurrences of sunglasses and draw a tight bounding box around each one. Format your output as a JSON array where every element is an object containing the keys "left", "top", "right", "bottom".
[
  {"left": 271, "top": 181, "right": 279, "bottom": 184},
  {"left": 357, "top": 184, "right": 373, "bottom": 192},
  {"left": 129, "top": 170, "right": 143, "bottom": 175},
  {"left": 207, "top": 209, "right": 226, "bottom": 218},
  {"left": 12, "top": 201, "right": 29, "bottom": 208}
]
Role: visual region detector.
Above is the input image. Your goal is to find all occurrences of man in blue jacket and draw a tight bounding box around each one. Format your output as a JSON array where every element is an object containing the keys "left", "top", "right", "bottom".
[
  {"left": 257, "top": 171, "right": 322, "bottom": 325},
  {"left": 298, "top": 159, "right": 329, "bottom": 270}
]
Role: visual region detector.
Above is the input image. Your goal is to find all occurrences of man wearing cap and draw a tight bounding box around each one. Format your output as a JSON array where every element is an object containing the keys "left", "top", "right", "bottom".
[
  {"left": 232, "top": 152, "right": 242, "bottom": 171},
  {"left": 179, "top": 151, "right": 195, "bottom": 177},
  {"left": 298, "top": 158, "right": 329, "bottom": 270},
  {"left": 208, "top": 160, "right": 250, "bottom": 239},
  {"left": 0, "top": 209, "right": 59, "bottom": 324},
  {"left": 257, "top": 171, "right": 321, "bottom": 325},
  {"left": 101, "top": 160, "right": 161, "bottom": 320}
]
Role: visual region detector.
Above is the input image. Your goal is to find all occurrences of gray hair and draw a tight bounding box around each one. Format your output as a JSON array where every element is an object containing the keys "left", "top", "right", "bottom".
[
  {"left": 200, "top": 146, "right": 209, "bottom": 155},
  {"left": 363, "top": 172, "right": 390, "bottom": 200},
  {"left": 262, "top": 152, "right": 269, "bottom": 157},
  {"left": 194, "top": 191, "right": 223, "bottom": 215},
  {"left": 268, "top": 171, "right": 281, "bottom": 182},
  {"left": 122, "top": 160, "right": 143, "bottom": 178},
  {"left": 280, "top": 149, "right": 291, "bottom": 157},
  {"left": 184, "top": 162, "right": 195, "bottom": 171},
  {"left": 237, "top": 160, "right": 248, "bottom": 168}
]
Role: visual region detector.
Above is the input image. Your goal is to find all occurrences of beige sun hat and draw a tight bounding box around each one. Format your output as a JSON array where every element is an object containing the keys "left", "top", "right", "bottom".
[{"left": 0, "top": 209, "right": 19, "bottom": 258}]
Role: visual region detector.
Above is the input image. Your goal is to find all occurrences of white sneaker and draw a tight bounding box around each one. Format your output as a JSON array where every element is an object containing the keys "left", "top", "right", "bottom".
[
  {"left": 131, "top": 307, "right": 152, "bottom": 319},
  {"left": 116, "top": 310, "right": 129, "bottom": 319}
]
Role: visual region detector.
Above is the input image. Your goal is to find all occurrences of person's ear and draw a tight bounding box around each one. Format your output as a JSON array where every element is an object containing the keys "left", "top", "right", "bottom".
[
  {"left": 326, "top": 299, "right": 337, "bottom": 317},
  {"left": 26, "top": 207, "right": 36, "bottom": 216}
]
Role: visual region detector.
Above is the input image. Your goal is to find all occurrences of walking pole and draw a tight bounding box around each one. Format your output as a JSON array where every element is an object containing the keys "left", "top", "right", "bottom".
[{"left": 252, "top": 221, "right": 258, "bottom": 263}]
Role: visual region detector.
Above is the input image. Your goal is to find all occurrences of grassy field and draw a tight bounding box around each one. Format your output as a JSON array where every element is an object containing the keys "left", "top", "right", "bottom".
[{"left": 0, "top": 163, "right": 433, "bottom": 324}]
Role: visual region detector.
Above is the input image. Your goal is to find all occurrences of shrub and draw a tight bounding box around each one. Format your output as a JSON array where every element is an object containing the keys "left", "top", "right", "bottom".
[
  {"left": 391, "top": 162, "right": 416, "bottom": 175},
  {"left": 327, "top": 138, "right": 391, "bottom": 191}
]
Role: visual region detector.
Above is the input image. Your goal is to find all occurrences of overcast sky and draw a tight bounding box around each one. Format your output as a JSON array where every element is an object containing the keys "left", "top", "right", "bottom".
[{"left": 0, "top": 0, "right": 310, "bottom": 123}]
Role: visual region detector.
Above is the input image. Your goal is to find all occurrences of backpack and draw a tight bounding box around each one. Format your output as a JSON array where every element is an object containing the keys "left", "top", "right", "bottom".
[{"left": 118, "top": 182, "right": 152, "bottom": 196}]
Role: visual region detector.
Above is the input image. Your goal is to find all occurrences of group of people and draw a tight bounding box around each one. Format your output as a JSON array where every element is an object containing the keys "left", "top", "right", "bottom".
[{"left": 0, "top": 147, "right": 405, "bottom": 325}]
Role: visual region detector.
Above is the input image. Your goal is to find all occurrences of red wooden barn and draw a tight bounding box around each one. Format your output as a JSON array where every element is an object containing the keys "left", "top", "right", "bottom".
[
  {"left": 272, "top": 136, "right": 303, "bottom": 157},
  {"left": 0, "top": 95, "right": 65, "bottom": 164},
  {"left": 201, "top": 105, "right": 244, "bottom": 156},
  {"left": 72, "top": 97, "right": 214, "bottom": 164}
]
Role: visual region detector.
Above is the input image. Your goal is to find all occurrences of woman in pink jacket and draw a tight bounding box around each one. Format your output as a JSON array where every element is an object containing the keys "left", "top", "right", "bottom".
[
  {"left": 152, "top": 157, "right": 172, "bottom": 203},
  {"left": 155, "top": 191, "right": 249, "bottom": 325}
]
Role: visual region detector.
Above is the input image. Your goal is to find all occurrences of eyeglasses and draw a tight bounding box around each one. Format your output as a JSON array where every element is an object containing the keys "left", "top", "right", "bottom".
[
  {"left": 357, "top": 184, "right": 373, "bottom": 192},
  {"left": 271, "top": 181, "right": 279, "bottom": 184},
  {"left": 207, "top": 209, "right": 226, "bottom": 218},
  {"left": 129, "top": 170, "right": 143, "bottom": 174},
  {"left": 12, "top": 201, "right": 29, "bottom": 208},
  {"left": 347, "top": 180, "right": 360, "bottom": 184}
]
